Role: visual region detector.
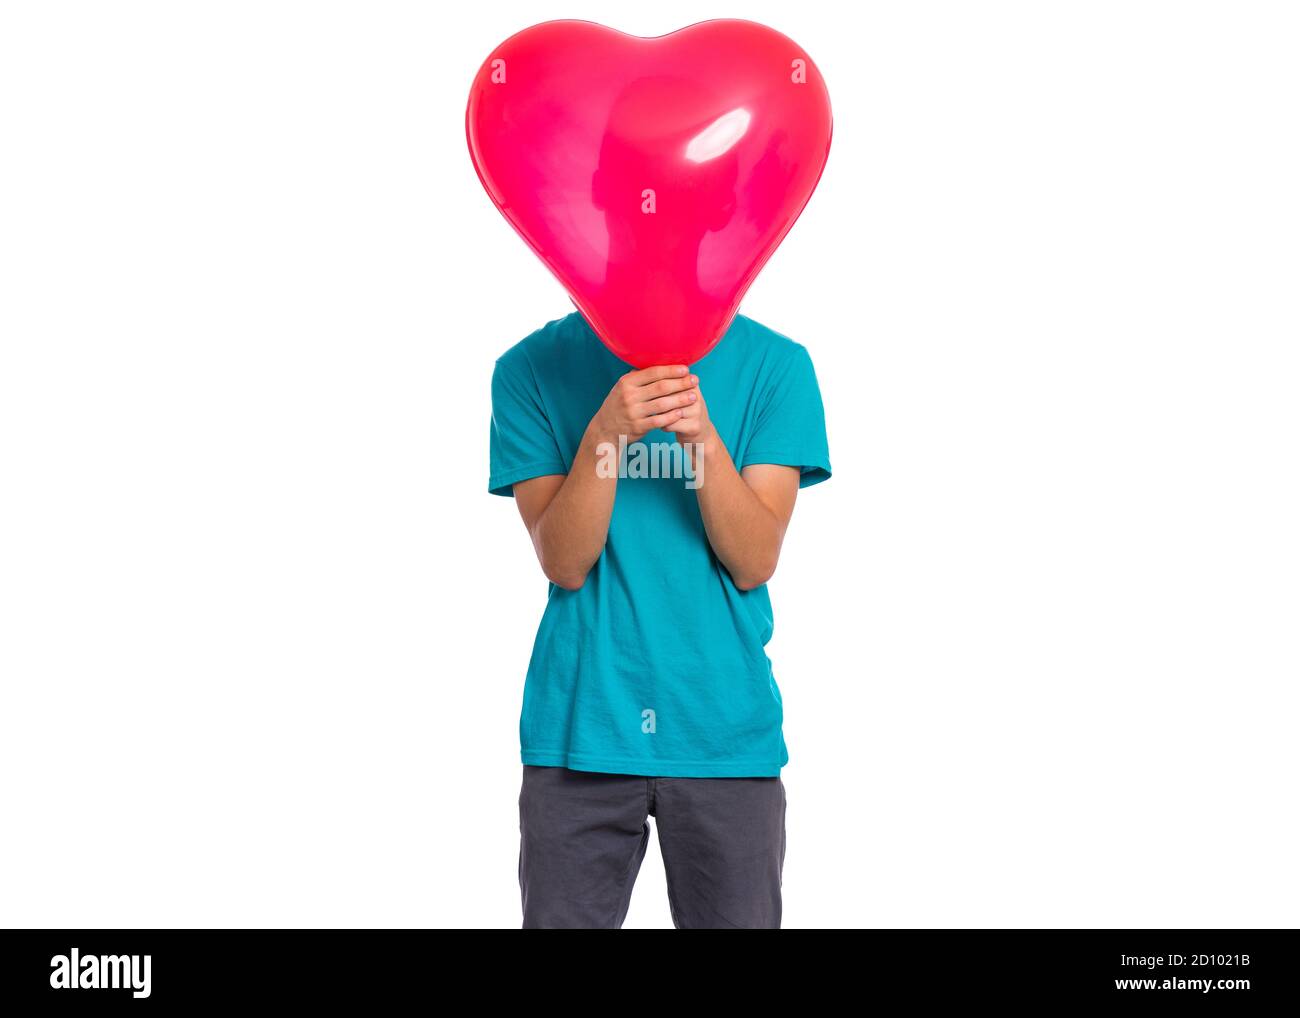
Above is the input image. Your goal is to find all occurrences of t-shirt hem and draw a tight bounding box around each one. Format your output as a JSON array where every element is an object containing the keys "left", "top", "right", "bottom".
[
  {"left": 521, "top": 748, "right": 784, "bottom": 778},
  {"left": 738, "top": 448, "right": 832, "bottom": 489},
  {"left": 488, "top": 461, "right": 569, "bottom": 496}
]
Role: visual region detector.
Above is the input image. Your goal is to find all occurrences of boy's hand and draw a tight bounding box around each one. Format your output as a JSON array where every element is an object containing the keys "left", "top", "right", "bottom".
[
  {"left": 588, "top": 365, "right": 699, "bottom": 444},
  {"left": 665, "top": 383, "right": 717, "bottom": 448}
]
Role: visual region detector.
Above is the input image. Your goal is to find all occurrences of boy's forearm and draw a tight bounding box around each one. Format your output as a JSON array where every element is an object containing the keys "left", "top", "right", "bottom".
[
  {"left": 692, "top": 433, "right": 785, "bottom": 591},
  {"left": 529, "top": 423, "right": 618, "bottom": 589}
]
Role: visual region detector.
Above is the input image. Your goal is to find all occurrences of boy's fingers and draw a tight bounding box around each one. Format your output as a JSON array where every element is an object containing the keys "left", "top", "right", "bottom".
[
  {"left": 625, "top": 364, "right": 689, "bottom": 387},
  {"left": 641, "top": 390, "right": 697, "bottom": 416},
  {"left": 641, "top": 375, "right": 699, "bottom": 399},
  {"left": 645, "top": 408, "right": 686, "bottom": 430}
]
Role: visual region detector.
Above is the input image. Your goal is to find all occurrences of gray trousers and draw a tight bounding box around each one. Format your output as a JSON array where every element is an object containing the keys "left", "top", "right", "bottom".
[{"left": 518, "top": 764, "right": 786, "bottom": 929}]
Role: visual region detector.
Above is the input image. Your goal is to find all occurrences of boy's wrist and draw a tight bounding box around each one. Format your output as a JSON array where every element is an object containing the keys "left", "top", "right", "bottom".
[
  {"left": 583, "top": 416, "right": 617, "bottom": 451},
  {"left": 699, "top": 425, "right": 724, "bottom": 460}
]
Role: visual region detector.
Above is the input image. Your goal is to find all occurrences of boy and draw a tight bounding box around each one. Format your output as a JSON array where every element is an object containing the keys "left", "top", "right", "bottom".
[{"left": 488, "top": 308, "right": 830, "bottom": 929}]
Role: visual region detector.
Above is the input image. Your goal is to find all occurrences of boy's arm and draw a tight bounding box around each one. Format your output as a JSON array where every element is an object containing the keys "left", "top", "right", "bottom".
[
  {"left": 667, "top": 391, "right": 800, "bottom": 590},
  {"left": 512, "top": 435, "right": 613, "bottom": 591},
  {"left": 697, "top": 453, "right": 801, "bottom": 592},
  {"left": 513, "top": 364, "right": 698, "bottom": 590}
]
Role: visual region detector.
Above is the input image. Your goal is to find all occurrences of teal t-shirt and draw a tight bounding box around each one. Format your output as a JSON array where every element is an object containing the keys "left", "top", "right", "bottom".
[{"left": 488, "top": 311, "right": 831, "bottom": 777}]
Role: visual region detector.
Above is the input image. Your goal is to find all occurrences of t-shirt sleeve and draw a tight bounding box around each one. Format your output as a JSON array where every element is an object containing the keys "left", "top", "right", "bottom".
[
  {"left": 737, "top": 343, "right": 832, "bottom": 489},
  {"left": 488, "top": 357, "right": 569, "bottom": 497}
]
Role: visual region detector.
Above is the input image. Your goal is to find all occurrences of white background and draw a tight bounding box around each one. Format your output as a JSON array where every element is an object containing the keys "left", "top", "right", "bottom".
[{"left": 2, "top": 1, "right": 1297, "bottom": 929}]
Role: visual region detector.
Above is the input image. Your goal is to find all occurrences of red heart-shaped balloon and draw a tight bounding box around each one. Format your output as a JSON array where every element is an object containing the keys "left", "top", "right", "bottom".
[{"left": 466, "top": 19, "right": 833, "bottom": 367}]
